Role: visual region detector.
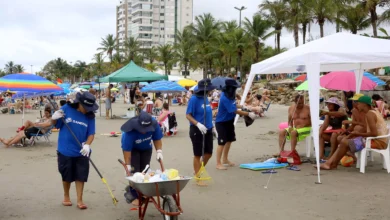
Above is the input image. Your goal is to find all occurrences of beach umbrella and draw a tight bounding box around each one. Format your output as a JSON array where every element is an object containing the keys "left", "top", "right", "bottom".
[
  {"left": 189, "top": 85, "right": 197, "bottom": 91},
  {"left": 79, "top": 85, "right": 91, "bottom": 89},
  {"left": 79, "top": 81, "right": 96, "bottom": 86},
  {"left": 363, "top": 72, "right": 386, "bottom": 86},
  {"left": 168, "top": 75, "right": 184, "bottom": 82},
  {"left": 73, "top": 87, "right": 88, "bottom": 93},
  {"left": 294, "top": 74, "right": 307, "bottom": 82},
  {"left": 0, "top": 73, "right": 63, "bottom": 124},
  {"left": 320, "top": 71, "right": 377, "bottom": 91},
  {"left": 211, "top": 77, "right": 232, "bottom": 90},
  {"left": 178, "top": 79, "right": 197, "bottom": 87},
  {"left": 141, "top": 80, "right": 187, "bottom": 93},
  {"left": 295, "top": 76, "right": 326, "bottom": 91},
  {"left": 111, "top": 88, "right": 119, "bottom": 92}
]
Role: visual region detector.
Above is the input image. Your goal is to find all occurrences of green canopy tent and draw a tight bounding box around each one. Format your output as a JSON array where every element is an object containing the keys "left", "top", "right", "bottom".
[
  {"left": 99, "top": 61, "right": 167, "bottom": 83},
  {"left": 97, "top": 61, "right": 167, "bottom": 118}
]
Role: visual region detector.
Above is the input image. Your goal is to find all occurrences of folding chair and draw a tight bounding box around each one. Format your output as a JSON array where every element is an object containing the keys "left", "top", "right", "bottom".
[{"left": 29, "top": 125, "right": 54, "bottom": 146}]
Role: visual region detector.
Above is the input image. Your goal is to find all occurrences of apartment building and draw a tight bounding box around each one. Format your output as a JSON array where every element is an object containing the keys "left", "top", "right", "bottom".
[{"left": 116, "top": 0, "right": 193, "bottom": 49}]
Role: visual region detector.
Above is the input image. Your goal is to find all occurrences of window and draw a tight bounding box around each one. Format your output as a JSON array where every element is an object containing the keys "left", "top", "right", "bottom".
[
  {"left": 161, "top": 6, "right": 165, "bottom": 9},
  {"left": 186, "top": 21, "right": 189, "bottom": 24},
  {"left": 160, "top": 20, "right": 164, "bottom": 23},
  {"left": 155, "top": 35, "right": 158, "bottom": 37},
  {"left": 160, "top": 13, "right": 164, "bottom": 16},
  {"left": 161, "top": 27, "right": 165, "bottom": 30},
  {"left": 186, "top": 13, "right": 189, "bottom": 16}
]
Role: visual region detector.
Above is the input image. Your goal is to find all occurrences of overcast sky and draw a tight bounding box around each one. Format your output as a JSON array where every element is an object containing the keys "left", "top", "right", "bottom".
[{"left": 0, "top": 0, "right": 380, "bottom": 72}]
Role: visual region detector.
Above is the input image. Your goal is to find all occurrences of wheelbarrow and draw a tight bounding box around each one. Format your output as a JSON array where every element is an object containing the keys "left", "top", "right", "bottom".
[{"left": 118, "top": 159, "right": 191, "bottom": 220}]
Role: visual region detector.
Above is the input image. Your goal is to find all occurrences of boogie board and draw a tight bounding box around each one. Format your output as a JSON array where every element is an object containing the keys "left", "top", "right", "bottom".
[{"left": 239, "top": 162, "right": 288, "bottom": 171}]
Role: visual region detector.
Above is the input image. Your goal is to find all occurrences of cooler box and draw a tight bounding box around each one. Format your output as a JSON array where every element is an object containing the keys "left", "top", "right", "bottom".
[{"left": 211, "top": 102, "right": 219, "bottom": 109}]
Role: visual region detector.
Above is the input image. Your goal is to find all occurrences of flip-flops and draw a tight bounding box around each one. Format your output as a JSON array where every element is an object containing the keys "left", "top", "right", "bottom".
[
  {"left": 262, "top": 169, "right": 277, "bottom": 174},
  {"left": 287, "top": 166, "right": 301, "bottom": 171}
]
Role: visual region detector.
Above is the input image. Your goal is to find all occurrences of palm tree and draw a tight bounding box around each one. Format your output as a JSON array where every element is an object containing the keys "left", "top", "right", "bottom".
[
  {"left": 189, "top": 13, "right": 221, "bottom": 78},
  {"left": 311, "top": 0, "right": 335, "bottom": 37},
  {"left": 93, "top": 53, "right": 105, "bottom": 76},
  {"left": 157, "top": 44, "right": 176, "bottom": 75},
  {"left": 337, "top": 5, "right": 371, "bottom": 34},
  {"left": 334, "top": 0, "right": 358, "bottom": 32},
  {"left": 98, "top": 34, "right": 117, "bottom": 63},
  {"left": 222, "top": 20, "right": 239, "bottom": 33},
  {"left": 229, "top": 28, "right": 250, "bottom": 73},
  {"left": 259, "top": 0, "right": 287, "bottom": 52},
  {"left": 283, "top": 0, "right": 301, "bottom": 47},
  {"left": 14, "top": 64, "right": 25, "bottom": 73},
  {"left": 0, "top": 69, "right": 6, "bottom": 77},
  {"left": 122, "top": 36, "right": 141, "bottom": 62},
  {"left": 362, "top": 0, "right": 380, "bottom": 37},
  {"left": 243, "top": 14, "right": 273, "bottom": 62},
  {"left": 143, "top": 46, "right": 158, "bottom": 64},
  {"left": 300, "top": 0, "right": 314, "bottom": 44},
  {"left": 4, "top": 61, "right": 16, "bottom": 74},
  {"left": 175, "top": 29, "right": 196, "bottom": 78},
  {"left": 74, "top": 61, "right": 87, "bottom": 82}
]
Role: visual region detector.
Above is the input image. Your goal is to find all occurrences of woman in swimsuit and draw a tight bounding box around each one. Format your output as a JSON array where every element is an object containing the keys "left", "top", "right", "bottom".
[{"left": 319, "top": 97, "right": 348, "bottom": 159}]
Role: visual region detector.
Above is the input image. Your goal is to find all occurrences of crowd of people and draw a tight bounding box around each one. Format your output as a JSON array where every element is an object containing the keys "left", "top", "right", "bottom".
[{"left": 277, "top": 91, "right": 389, "bottom": 170}]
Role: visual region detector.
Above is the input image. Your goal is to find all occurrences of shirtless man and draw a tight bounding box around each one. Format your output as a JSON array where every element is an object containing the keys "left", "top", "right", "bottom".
[
  {"left": 105, "top": 84, "right": 113, "bottom": 119},
  {"left": 279, "top": 94, "right": 311, "bottom": 153},
  {"left": 262, "top": 87, "right": 271, "bottom": 103}
]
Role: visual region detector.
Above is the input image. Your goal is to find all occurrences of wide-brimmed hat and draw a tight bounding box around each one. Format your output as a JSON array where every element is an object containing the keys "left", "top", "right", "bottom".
[
  {"left": 223, "top": 79, "right": 240, "bottom": 89},
  {"left": 73, "top": 92, "right": 99, "bottom": 112},
  {"left": 349, "top": 93, "right": 364, "bottom": 101},
  {"left": 194, "top": 79, "right": 216, "bottom": 94},
  {"left": 121, "top": 111, "right": 157, "bottom": 133},
  {"left": 356, "top": 96, "right": 373, "bottom": 106},
  {"left": 325, "top": 97, "right": 341, "bottom": 106}
]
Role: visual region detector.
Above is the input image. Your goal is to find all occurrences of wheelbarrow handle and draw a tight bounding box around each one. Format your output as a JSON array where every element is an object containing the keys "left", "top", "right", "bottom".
[
  {"left": 158, "top": 159, "right": 165, "bottom": 172},
  {"left": 118, "top": 159, "right": 131, "bottom": 176}
]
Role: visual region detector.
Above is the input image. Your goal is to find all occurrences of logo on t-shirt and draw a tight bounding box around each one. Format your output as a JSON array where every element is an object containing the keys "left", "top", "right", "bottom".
[{"left": 65, "top": 117, "right": 72, "bottom": 123}]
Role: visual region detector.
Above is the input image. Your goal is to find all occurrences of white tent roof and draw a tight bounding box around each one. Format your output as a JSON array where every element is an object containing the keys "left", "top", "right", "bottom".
[
  {"left": 250, "top": 32, "right": 390, "bottom": 75},
  {"left": 240, "top": 33, "right": 390, "bottom": 184}
]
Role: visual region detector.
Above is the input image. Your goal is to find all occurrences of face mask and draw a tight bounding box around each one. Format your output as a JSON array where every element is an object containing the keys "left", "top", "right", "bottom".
[{"left": 223, "top": 86, "right": 237, "bottom": 100}]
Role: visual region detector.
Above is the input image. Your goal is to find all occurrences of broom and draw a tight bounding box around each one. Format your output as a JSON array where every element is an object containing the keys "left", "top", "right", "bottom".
[{"left": 194, "top": 79, "right": 212, "bottom": 186}]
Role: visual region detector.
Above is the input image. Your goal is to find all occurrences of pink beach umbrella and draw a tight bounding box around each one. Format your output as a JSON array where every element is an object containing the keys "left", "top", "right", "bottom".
[{"left": 320, "top": 71, "right": 377, "bottom": 91}]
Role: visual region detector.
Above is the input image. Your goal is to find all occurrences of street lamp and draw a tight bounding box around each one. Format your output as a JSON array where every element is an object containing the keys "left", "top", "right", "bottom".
[
  {"left": 30, "top": 65, "right": 33, "bottom": 74},
  {"left": 234, "top": 6, "right": 247, "bottom": 27}
]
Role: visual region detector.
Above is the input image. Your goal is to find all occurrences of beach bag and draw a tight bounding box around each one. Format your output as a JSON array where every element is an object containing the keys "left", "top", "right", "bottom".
[{"left": 280, "top": 150, "right": 301, "bottom": 165}]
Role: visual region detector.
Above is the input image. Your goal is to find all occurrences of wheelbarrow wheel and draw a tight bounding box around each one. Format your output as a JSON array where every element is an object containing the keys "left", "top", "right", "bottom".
[{"left": 162, "top": 196, "right": 178, "bottom": 220}]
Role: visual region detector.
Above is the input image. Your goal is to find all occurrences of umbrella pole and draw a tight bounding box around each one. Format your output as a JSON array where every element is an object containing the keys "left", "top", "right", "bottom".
[
  {"left": 99, "top": 82, "right": 101, "bottom": 117},
  {"left": 22, "top": 93, "right": 25, "bottom": 125}
]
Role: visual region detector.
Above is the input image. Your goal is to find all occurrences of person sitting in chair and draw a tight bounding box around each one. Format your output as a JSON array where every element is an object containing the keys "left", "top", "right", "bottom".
[
  {"left": 0, "top": 107, "right": 53, "bottom": 147},
  {"left": 278, "top": 94, "right": 311, "bottom": 154}
]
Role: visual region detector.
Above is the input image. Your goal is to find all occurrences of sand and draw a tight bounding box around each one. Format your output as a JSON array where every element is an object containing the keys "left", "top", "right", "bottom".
[{"left": 1, "top": 102, "right": 390, "bottom": 220}]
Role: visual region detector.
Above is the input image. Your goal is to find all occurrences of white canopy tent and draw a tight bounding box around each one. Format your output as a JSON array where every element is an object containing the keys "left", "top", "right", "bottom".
[{"left": 238, "top": 33, "right": 390, "bottom": 183}]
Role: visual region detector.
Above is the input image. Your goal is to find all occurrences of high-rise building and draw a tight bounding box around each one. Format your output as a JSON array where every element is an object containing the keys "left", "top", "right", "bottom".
[{"left": 116, "top": 0, "right": 193, "bottom": 49}]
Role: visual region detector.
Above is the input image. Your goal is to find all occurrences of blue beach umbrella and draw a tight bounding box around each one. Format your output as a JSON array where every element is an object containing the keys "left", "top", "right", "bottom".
[{"left": 141, "top": 80, "right": 186, "bottom": 93}]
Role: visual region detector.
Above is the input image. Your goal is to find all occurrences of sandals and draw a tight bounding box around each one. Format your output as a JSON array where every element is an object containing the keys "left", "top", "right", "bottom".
[{"left": 287, "top": 166, "right": 301, "bottom": 171}]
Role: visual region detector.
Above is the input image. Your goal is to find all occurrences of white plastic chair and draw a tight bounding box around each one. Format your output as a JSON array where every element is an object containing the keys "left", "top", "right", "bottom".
[
  {"left": 355, "top": 134, "right": 390, "bottom": 173},
  {"left": 305, "top": 120, "right": 324, "bottom": 157}
]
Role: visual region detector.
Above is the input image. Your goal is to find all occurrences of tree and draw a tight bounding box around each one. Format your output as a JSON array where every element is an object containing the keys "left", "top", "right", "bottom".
[
  {"left": 229, "top": 28, "right": 250, "bottom": 73},
  {"left": 243, "top": 14, "right": 273, "bottom": 62},
  {"left": 300, "top": 0, "right": 314, "bottom": 44},
  {"left": 74, "top": 61, "right": 87, "bottom": 82},
  {"left": 4, "top": 61, "right": 16, "bottom": 74},
  {"left": 98, "top": 34, "right": 117, "bottom": 63},
  {"left": 362, "top": 0, "right": 381, "bottom": 37},
  {"left": 334, "top": 0, "right": 358, "bottom": 33},
  {"left": 14, "top": 64, "right": 25, "bottom": 73},
  {"left": 283, "top": 0, "right": 301, "bottom": 47},
  {"left": 189, "top": 13, "right": 221, "bottom": 78},
  {"left": 143, "top": 46, "right": 158, "bottom": 64},
  {"left": 92, "top": 53, "right": 105, "bottom": 76},
  {"left": 122, "top": 36, "right": 141, "bottom": 62},
  {"left": 311, "top": 0, "right": 335, "bottom": 37},
  {"left": 260, "top": 0, "right": 287, "bottom": 52},
  {"left": 337, "top": 5, "right": 371, "bottom": 34},
  {"left": 0, "top": 69, "right": 5, "bottom": 77},
  {"left": 157, "top": 44, "right": 176, "bottom": 75},
  {"left": 145, "top": 63, "right": 158, "bottom": 72},
  {"left": 174, "top": 28, "right": 196, "bottom": 78}
]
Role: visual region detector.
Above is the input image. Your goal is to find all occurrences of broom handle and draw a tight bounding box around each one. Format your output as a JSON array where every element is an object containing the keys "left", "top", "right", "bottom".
[{"left": 202, "top": 79, "right": 207, "bottom": 161}]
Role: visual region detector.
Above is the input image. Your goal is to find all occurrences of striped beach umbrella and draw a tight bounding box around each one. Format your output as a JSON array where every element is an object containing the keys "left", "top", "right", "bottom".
[{"left": 0, "top": 73, "right": 63, "bottom": 93}]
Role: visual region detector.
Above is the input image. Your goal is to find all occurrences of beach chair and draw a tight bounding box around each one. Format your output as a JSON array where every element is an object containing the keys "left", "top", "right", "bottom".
[
  {"left": 261, "top": 102, "right": 272, "bottom": 116},
  {"left": 29, "top": 125, "right": 54, "bottom": 146},
  {"left": 355, "top": 133, "right": 390, "bottom": 174}
]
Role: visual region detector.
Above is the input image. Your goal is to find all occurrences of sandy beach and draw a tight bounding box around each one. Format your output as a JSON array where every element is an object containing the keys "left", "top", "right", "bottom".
[{"left": 1, "top": 102, "right": 390, "bottom": 220}]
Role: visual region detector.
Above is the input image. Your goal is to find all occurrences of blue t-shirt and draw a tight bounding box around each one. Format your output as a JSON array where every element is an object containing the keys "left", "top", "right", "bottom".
[
  {"left": 186, "top": 95, "right": 213, "bottom": 130},
  {"left": 215, "top": 92, "right": 237, "bottom": 123},
  {"left": 121, "top": 120, "right": 163, "bottom": 152},
  {"left": 56, "top": 104, "right": 96, "bottom": 157}
]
